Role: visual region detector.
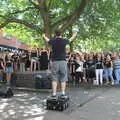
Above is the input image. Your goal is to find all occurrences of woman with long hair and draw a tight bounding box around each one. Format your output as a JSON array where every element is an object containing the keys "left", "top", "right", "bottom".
[
  {"left": 95, "top": 53, "right": 104, "bottom": 85},
  {"left": 5, "top": 54, "right": 14, "bottom": 86},
  {"left": 104, "top": 55, "right": 114, "bottom": 85}
]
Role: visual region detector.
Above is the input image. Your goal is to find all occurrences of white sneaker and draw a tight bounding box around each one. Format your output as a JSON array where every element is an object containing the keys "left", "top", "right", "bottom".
[{"left": 111, "top": 81, "right": 114, "bottom": 85}]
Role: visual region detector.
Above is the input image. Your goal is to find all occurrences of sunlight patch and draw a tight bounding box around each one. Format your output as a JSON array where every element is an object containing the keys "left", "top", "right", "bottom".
[
  {"left": 15, "top": 93, "right": 29, "bottom": 97},
  {"left": 0, "top": 103, "right": 8, "bottom": 109},
  {"left": 24, "top": 107, "right": 46, "bottom": 116},
  {"left": 97, "top": 96, "right": 105, "bottom": 99},
  {"left": 83, "top": 91, "right": 89, "bottom": 94},
  {"left": 26, "top": 116, "right": 44, "bottom": 120},
  {"left": 8, "top": 110, "right": 15, "bottom": 115}
]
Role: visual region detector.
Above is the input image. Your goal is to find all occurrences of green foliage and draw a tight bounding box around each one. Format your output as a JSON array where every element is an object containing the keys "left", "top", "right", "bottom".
[
  {"left": 0, "top": 0, "right": 43, "bottom": 47},
  {"left": 0, "top": 0, "right": 119, "bottom": 51},
  {"left": 72, "top": 0, "right": 120, "bottom": 52},
  {"left": 3, "top": 23, "right": 43, "bottom": 47}
]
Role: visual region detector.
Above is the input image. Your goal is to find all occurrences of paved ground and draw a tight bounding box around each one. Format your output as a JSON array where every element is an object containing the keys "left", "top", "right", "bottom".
[
  {"left": 0, "top": 86, "right": 120, "bottom": 120},
  {"left": 69, "top": 87, "right": 120, "bottom": 120}
]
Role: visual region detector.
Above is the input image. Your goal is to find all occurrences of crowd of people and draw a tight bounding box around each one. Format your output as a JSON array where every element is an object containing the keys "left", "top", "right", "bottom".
[
  {"left": 0, "top": 48, "right": 49, "bottom": 85},
  {"left": 68, "top": 51, "right": 120, "bottom": 86},
  {"left": 0, "top": 48, "right": 120, "bottom": 87},
  {"left": 1, "top": 31, "right": 119, "bottom": 100}
]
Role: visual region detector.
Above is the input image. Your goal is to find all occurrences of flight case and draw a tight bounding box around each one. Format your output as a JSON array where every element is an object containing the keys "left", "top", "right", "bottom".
[{"left": 46, "top": 95, "right": 69, "bottom": 111}]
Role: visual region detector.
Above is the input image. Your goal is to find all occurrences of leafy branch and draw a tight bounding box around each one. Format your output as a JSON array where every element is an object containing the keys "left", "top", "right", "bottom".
[
  {"left": 52, "top": 0, "right": 91, "bottom": 32},
  {"left": 0, "top": 15, "right": 42, "bottom": 33}
]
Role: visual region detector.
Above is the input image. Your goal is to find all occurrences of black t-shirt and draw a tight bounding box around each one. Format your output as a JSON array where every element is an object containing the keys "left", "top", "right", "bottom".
[
  {"left": 6, "top": 59, "right": 13, "bottom": 67},
  {"left": 48, "top": 37, "right": 69, "bottom": 61},
  {"left": 20, "top": 54, "right": 26, "bottom": 63},
  {"left": 31, "top": 50, "right": 37, "bottom": 57},
  {"left": 86, "top": 60, "right": 95, "bottom": 70},
  {"left": 12, "top": 55, "right": 19, "bottom": 62},
  {"left": 95, "top": 60, "right": 104, "bottom": 69},
  {"left": 25, "top": 59, "right": 31, "bottom": 68}
]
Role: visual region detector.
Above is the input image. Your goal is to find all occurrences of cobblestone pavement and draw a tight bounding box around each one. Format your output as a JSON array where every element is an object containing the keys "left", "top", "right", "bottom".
[{"left": 0, "top": 86, "right": 115, "bottom": 120}]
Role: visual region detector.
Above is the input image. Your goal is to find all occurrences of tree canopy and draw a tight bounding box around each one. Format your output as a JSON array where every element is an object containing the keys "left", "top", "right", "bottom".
[{"left": 0, "top": 0, "right": 119, "bottom": 51}]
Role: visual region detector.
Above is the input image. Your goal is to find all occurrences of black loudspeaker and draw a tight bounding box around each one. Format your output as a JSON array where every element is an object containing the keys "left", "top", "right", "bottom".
[
  {"left": 35, "top": 73, "right": 52, "bottom": 89},
  {"left": 39, "top": 51, "right": 49, "bottom": 70},
  {"left": 46, "top": 95, "right": 69, "bottom": 111},
  {"left": 0, "top": 87, "right": 14, "bottom": 98}
]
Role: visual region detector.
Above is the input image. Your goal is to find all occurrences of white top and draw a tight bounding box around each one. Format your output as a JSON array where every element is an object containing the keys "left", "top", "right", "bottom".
[{"left": 76, "top": 61, "right": 84, "bottom": 72}]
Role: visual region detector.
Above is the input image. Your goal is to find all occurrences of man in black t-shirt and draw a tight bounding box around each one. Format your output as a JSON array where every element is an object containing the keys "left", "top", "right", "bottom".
[{"left": 43, "top": 30, "right": 77, "bottom": 97}]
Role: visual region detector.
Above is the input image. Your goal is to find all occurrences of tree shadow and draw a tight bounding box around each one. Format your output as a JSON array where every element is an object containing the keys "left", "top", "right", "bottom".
[{"left": 0, "top": 91, "right": 49, "bottom": 120}]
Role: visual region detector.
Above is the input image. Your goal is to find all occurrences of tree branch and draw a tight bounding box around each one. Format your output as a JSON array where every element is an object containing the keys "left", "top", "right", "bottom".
[
  {"left": 61, "top": 0, "right": 91, "bottom": 32},
  {"left": 37, "top": 0, "right": 44, "bottom": 6},
  {"left": 10, "top": 19, "right": 42, "bottom": 32},
  {"left": 0, "top": 15, "right": 7, "bottom": 19},
  {"left": 52, "top": 0, "right": 91, "bottom": 32},
  {"left": 48, "top": 0, "right": 52, "bottom": 9},
  {"left": 0, "top": 16, "right": 42, "bottom": 33},
  {"left": 0, "top": 15, "right": 9, "bottom": 28},
  {"left": 0, "top": 21, "right": 10, "bottom": 29},
  {"left": 29, "top": 0, "right": 39, "bottom": 9},
  {"left": 36, "top": 0, "right": 51, "bottom": 37},
  {"left": 51, "top": 15, "right": 72, "bottom": 31}
]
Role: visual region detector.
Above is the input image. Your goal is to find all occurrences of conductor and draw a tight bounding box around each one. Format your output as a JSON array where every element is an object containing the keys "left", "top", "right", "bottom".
[{"left": 43, "top": 30, "right": 77, "bottom": 97}]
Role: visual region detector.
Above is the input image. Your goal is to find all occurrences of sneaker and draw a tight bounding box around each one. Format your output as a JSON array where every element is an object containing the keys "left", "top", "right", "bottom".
[
  {"left": 50, "top": 95, "right": 57, "bottom": 99},
  {"left": 105, "top": 81, "right": 109, "bottom": 85},
  {"left": 111, "top": 81, "right": 114, "bottom": 85},
  {"left": 59, "top": 94, "right": 68, "bottom": 99}
]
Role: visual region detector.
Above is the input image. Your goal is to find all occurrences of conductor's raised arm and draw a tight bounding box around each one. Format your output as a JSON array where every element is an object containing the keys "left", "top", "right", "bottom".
[
  {"left": 43, "top": 34, "right": 50, "bottom": 42},
  {"left": 69, "top": 32, "right": 77, "bottom": 42}
]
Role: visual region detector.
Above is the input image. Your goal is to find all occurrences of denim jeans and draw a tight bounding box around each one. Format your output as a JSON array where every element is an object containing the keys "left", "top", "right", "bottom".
[
  {"left": 114, "top": 69, "right": 120, "bottom": 84},
  {"left": 104, "top": 68, "right": 114, "bottom": 82}
]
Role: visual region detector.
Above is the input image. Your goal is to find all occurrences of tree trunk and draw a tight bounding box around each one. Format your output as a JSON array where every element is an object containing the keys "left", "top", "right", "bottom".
[
  {"left": 44, "top": 25, "right": 52, "bottom": 48},
  {"left": 67, "top": 27, "right": 74, "bottom": 52}
]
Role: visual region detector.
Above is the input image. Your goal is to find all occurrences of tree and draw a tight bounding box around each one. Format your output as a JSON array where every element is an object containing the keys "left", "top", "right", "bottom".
[
  {"left": 0, "top": 0, "right": 119, "bottom": 51},
  {"left": 0, "top": 0, "right": 91, "bottom": 41},
  {"left": 72, "top": 0, "right": 120, "bottom": 51}
]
